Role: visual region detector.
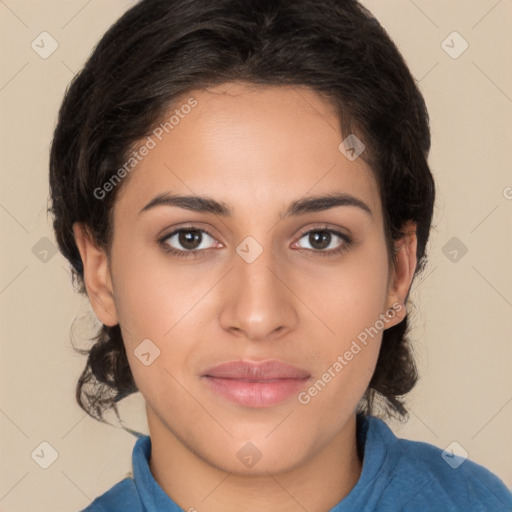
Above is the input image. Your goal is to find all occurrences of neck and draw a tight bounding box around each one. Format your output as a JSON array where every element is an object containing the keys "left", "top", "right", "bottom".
[{"left": 147, "top": 409, "right": 362, "bottom": 512}]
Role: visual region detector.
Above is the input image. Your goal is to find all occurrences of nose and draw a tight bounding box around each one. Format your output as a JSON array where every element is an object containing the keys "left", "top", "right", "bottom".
[{"left": 218, "top": 244, "right": 299, "bottom": 343}]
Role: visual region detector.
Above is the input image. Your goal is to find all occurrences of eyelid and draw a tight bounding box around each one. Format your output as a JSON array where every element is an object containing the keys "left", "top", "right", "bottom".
[
  {"left": 158, "top": 221, "right": 218, "bottom": 239},
  {"left": 296, "top": 223, "right": 350, "bottom": 238},
  {"left": 292, "top": 224, "right": 352, "bottom": 253},
  {"left": 158, "top": 222, "right": 352, "bottom": 257},
  {"left": 159, "top": 222, "right": 349, "bottom": 243},
  {"left": 159, "top": 225, "right": 220, "bottom": 248}
]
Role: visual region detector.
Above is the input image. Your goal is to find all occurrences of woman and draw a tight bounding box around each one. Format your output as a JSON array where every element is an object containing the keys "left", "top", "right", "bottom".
[{"left": 48, "top": 0, "right": 512, "bottom": 510}]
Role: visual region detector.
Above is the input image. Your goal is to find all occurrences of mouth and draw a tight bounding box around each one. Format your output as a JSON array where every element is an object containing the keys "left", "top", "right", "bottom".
[{"left": 200, "top": 360, "right": 311, "bottom": 408}]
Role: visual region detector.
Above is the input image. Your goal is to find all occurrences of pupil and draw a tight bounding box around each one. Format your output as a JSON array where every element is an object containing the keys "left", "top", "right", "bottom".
[
  {"left": 310, "top": 231, "right": 330, "bottom": 250},
  {"left": 180, "top": 230, "right": 201, "bottom": 250}
]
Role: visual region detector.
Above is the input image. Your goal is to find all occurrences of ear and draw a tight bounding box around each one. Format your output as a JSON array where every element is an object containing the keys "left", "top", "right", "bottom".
[
  {"left": 72, "top": 222, "right": 118, "bottom": 327},
  {"left": 384, "top": 221, "right": 418, "bottom": 328}
]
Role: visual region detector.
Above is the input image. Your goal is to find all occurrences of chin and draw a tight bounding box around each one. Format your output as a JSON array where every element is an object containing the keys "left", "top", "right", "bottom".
[
  {"left": 214, "top": 454, "right": 303, "bottom": 477},
  {"left": 201, "top": 436, "right": 309, "bottom": 476}
]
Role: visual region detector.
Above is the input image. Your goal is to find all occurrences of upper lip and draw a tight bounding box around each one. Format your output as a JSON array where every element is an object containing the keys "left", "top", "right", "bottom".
[{"left": 201, "top": 360, "right": 311, "bottom": 380}]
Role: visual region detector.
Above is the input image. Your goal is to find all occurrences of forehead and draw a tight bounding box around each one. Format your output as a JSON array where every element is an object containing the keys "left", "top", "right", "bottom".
[{"left": 113, "top": 82, "right": 381, "bottom": 223}]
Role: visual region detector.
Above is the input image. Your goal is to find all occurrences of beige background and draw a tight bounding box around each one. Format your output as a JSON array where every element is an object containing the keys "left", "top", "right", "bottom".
[{"left": 1, "top": 0, "right": 511, "bottom": 510}]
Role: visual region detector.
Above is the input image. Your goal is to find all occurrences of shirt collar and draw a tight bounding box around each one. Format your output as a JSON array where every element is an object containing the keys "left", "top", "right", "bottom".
[
  {"left": 132, "top": 434, "right": 184, "bottom": 511},
  {"left": 329, "top": 414, "right": 398, "bottom": 510}
]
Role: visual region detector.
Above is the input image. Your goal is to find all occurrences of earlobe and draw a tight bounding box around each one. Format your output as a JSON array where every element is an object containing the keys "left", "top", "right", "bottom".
[
  {"left": 72, "top": 222, "right": 119, "bottom": 327},
  {"left": 385, "top": 222, "right": 418, "bottom": 327}
]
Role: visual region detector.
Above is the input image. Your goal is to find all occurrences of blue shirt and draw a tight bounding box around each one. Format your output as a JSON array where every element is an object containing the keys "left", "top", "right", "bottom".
[{"left": 81, "top": 414, "right": 512, "bottom": 511}]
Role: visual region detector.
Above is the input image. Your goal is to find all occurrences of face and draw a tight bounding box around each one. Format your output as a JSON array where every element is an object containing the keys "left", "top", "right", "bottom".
[{"left": 74, "top": 82, "right": 416, "bottom": 475}]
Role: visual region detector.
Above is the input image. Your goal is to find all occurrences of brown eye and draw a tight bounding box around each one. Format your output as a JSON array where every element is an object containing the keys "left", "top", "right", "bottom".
[
  {"left": 160, "top": 228, "right": 217, "bottom": 258},
  {"left": 294, "top": 228, "right": 352, "bottom": 257}
]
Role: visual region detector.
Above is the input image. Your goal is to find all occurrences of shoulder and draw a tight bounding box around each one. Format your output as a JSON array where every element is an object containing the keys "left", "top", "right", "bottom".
[
  {"left": 369, "top": 417, "right": 512, "bottom": 511},
  {"left": 78, "top": 476, "right": 143, "bottom": 512}
]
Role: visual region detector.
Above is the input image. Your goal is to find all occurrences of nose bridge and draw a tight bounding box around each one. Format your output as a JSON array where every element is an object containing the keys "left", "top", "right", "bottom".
[
  {"left": 237, "top": 239, "right": 280, "bottom": 297},
  {"left": 219, "top": 235, "right": 297, "bottom": 340}
]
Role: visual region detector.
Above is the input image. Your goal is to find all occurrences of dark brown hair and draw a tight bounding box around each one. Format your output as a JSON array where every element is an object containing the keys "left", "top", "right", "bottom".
[{"left": 49, "top": 0, "right": 435, "bottom": 425}]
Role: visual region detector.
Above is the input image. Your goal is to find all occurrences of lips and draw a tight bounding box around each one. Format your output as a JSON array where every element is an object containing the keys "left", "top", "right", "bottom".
[
  {"left": 201, "top": 360, "right": 311, "bottom": 408},
  {"left": 202, "top": 360, "right": 311, "bottom": 380}
]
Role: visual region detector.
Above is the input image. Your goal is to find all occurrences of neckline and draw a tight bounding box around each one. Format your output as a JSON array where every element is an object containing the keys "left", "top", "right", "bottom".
[{"left": 131, "top": 414, "right": 396, "bottom": 511}]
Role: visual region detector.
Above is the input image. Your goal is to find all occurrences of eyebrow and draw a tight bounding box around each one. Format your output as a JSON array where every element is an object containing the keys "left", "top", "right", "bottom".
[{"left": 138, "top": 192, "right": 372, "bottom": 219}]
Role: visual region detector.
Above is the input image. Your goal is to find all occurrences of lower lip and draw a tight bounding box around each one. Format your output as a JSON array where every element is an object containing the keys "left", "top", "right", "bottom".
[{"left": 202, "top": 376, "right": 309, "bottom": 408}]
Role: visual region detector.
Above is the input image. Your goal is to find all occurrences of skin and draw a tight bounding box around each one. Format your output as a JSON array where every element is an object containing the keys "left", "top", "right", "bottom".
[{"left": 73, "top": 81, "right": 417, "bottom": 512}]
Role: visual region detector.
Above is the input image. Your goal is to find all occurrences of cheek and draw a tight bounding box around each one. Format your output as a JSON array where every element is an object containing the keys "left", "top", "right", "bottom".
[
  {"left": 302, "top": 237, "right": 391, "bottom": 341},
  {"left": 110, "top": 243, "right": 216, "bottom": 394},
  {"left": 296, "top": 239, "right": 390, "bottom": 400},
  {"left": 110, "top": 241, "right": 192, "bottom": 343}
]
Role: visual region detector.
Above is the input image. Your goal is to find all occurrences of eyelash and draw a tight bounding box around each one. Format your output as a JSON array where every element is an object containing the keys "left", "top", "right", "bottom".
[{"left": 157, "top": 225, "right": 352, "bottom": 259}]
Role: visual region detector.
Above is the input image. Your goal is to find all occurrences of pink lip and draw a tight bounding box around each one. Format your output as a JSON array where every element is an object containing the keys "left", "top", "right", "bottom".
[{"left": 201, "top": 360, "right": 311, "bottom": 408}]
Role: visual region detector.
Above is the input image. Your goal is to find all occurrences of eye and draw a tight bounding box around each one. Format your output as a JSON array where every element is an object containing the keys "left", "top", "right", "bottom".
[
  {"left": 158, "top": 227, "right": 219, "bottom": 258},
  {"left": 293, "top": 227, "right": 352, "bottom": 256},
  {"left": 158, "top": 225, "right": 352, "bottom": 259}
]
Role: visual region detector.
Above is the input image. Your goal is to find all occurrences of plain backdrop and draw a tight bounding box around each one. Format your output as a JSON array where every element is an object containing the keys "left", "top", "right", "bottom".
[{"left": 1, "top": 1, "right": 511, "bottom": 510}]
